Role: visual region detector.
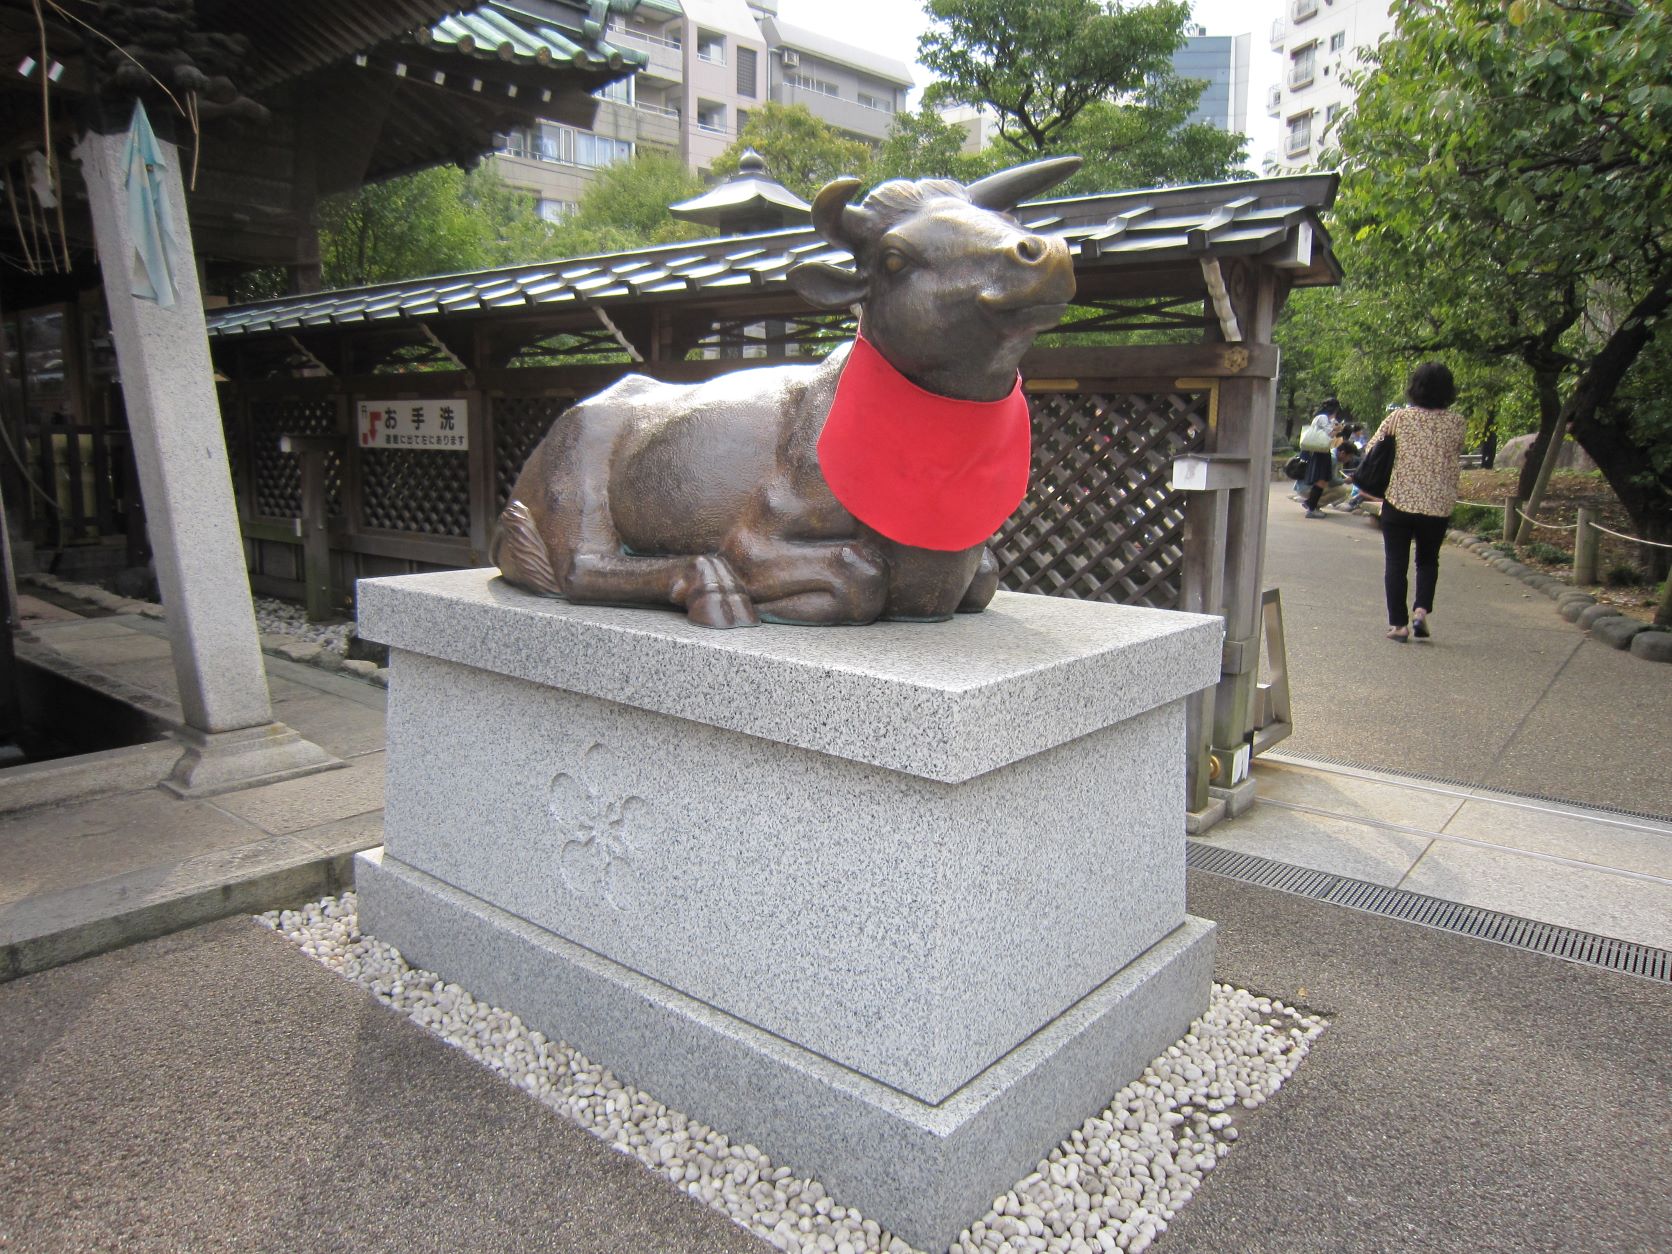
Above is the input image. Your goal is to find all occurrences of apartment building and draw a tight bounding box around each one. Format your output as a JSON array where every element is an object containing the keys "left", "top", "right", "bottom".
[
  {"left": 489, "top": 0, "right": 911, "bottom": 219},
  {"left": 758, "top": 16, "right": 914, "bottom": 144},
  {"left": 1266, "top": 0, "right": 1396, "bottom": 171}
]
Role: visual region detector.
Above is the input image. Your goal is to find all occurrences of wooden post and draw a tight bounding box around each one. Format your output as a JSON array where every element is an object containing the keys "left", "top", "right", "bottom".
[
  {"left": 1206, "top": 269, "right": 1280, "bottom": 790},
  {"left": 1174, "top": 468, "right": 1230, "bottom": 812},
  {"left": 279, "top": 435, "right": 335, "bottom": 622},
  {"left": 1574, "top": 505, "right": 1599, "bottom": 586},
  {"left": 1503, "top": 496, "right": 1522, "bottom": 543}
]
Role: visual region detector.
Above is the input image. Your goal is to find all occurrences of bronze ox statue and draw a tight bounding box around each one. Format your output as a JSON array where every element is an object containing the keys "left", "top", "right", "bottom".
[{"left": 493, "top": 155, "right": 1081, "bottom": 628}]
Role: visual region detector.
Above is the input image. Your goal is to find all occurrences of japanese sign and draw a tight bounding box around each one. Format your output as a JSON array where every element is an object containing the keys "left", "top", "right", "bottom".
[{"left": 357, "top": 399, "right": 469, "bottom": 451}]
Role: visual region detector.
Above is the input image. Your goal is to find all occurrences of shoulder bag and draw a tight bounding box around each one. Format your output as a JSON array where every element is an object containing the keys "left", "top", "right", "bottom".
[{"left": 1353, "top": 434, "right": 1395, "bottom": 499}]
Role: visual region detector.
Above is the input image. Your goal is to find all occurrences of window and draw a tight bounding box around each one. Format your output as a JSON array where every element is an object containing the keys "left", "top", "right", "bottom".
[
  {"left": 697, "top": 29, "right": 725, "bottom": 64},
  {"left": 536, "top": 199, "right": 577, "bottom": 223},
  {"left": 1289, "top": 43, "right": 1316, "bottom": 89},
  {"left": 1285, "top": 111, "right": 1313, "bottom": 155},
  {"left": 735, "top": 108, "right": 750, "bottom": 134},
  {"left": 696, "top": 101, "right": 726, "bottom": 134},
  {"left": 1292, "top": 0, "right": 1319, "bottom": 19},
  {"left": 736, "top": 46, "right": 757, "bottom": 98},
  {"left": 858, "top": 91, "right": 895, "bottom": 113},
  {"left": 786, "top": 72, "right": 838, "bottom": 98},
  {"left": 1329, "top": 31, "right": 1346, "bottom": 52},
  {"left": 535, "top": 123, "right": 572, "bottom": 163},
  {"left": 494, "top": 129, "right": 532, "bottom": 158},
  {"left": 575, "top": 131, "right": 632, "bottom": 167},
  {"left": 595, "top": 76, "right": 634, "bottom": 105},
  {"left": 1325, "top": 102, "right": 1342, "bottom": 125}
]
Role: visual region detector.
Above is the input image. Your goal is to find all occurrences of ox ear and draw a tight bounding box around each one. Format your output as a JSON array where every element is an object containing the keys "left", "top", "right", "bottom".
[
  {"left": 966, "top": 155, "right": 1083, "bottom": 211},
  {"left": 787, "top": 261, "right": 867, "bottom": 310}
]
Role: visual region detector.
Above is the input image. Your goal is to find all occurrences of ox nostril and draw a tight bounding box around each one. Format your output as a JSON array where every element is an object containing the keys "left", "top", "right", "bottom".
[{"left": 1014, "top": 236, "right": 1046, "bottom": 264}]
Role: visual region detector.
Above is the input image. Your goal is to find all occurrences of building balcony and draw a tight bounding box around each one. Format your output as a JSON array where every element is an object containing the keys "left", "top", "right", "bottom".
[
  {"left": 1266, "top": 84, "right": 1282, "bottom": 116},
  {"left": 608, "top": 24, "right": 683, "bottom": 82},
  {"left": 634, "top": 102, "right": 682, "bottom": 148},
  {"left": 770, "top": 83, "right": 895, "bottom": 141},
  {"left": 1270, "top": 18, "right": 1286, "bottom": 48},
  {"left": 1289, "top": 64, "right": 1315, "bottom": 90},
  {"left": 1292, "top": 0, "right": 1318, "bottom": 21},
  {"left": 1285, "top": 130, "right": 1312, "bottom": 157}
]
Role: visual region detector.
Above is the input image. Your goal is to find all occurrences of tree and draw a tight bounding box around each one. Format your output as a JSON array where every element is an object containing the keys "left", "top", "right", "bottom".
[
  {"left": 711, "top": 103, "right": 871, "bottom": 201},
  {"left": 866, "top": 105, "right": 999, "bottom": 184},
  {"left": 915, "top": 0, "right": 1245, "bottom": 192},
  {"left": 318, "top": 164, "right": 556, "bottom": 288},
  {"left": 919, "top": 0, "right": 1192, "bottom": 153},
  {"left": 547, "top": 153, "right": 710, "bottom": 256},
  {"left": 1331, "top": 0, "right": 1672, "bottom": 575}
]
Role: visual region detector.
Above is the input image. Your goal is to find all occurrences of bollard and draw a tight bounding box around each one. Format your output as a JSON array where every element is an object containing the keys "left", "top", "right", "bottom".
[
  {"left": 1574, "top": 505, "right": 1599, "bottom": 585},
  {"left": 1503, "top": 496, "right": 1522, "bottom": 543}
]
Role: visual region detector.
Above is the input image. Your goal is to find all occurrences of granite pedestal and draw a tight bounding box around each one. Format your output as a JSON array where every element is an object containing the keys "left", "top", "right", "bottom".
[{"left": 356, "top": 568, "right": 1222, "bottom": 1252}]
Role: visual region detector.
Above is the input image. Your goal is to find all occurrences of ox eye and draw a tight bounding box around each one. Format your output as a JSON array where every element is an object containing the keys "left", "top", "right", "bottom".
[{"left": 880, "top": 251, "right": 909, "bottom": 275}]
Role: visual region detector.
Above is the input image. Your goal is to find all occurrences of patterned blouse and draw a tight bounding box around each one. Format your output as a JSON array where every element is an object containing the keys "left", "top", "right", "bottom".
[{"left": 1364, "top": 405, "right": 1467, "bottom": 517}]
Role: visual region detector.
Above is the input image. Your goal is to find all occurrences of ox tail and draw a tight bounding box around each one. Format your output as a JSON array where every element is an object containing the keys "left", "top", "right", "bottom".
[{"left": 492, "top": 499, "right": 563, "bottom": 596}]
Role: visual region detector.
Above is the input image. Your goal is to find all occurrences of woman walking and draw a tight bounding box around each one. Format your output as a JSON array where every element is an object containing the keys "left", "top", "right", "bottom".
[
  {"left": 1364, "top": 363, "right": 1467, "bottom": 642},
  {"left": 1298, "top": 399, "right": 1340, "bottom": 518}
]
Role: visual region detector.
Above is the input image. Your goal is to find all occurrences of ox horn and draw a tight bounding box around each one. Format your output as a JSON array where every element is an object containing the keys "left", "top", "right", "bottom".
[
  {"left": 810, "top": 176, "right": 874, "bottom": 250},
  {"left": 965, "top": 155, "right": 1083, "bottom": 211}
]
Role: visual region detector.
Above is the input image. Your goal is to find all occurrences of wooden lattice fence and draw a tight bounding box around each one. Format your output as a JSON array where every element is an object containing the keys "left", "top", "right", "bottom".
[{"left": 996, "top": 389, "right": 1211, "bottom": 610}]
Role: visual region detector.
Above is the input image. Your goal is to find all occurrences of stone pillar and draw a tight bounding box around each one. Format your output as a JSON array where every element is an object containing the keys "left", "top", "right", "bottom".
[{"left": 75, "top": 125, "right": 337, "bottom": 795}]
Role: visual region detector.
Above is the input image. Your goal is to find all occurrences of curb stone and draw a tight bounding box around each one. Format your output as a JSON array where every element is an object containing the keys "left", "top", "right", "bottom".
[
  {"left": 1593, "top": 616, "right": 1648, "bottom": 650},
  {"left": 1445, "top": 532, "right": 1663, "bottom": 664},
  {"left": 1577, "top": 604, "right": 1622, "bottom": 630},
  {"left": 1631, "top": 631, "right": 1672, "bottom": 663},
  {"left": 14, "top": 572, "right": 391, "bottom": 689}
]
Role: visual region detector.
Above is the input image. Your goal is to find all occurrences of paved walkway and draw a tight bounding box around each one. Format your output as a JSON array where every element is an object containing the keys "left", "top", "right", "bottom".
[{"left": 1187, "top": 492, "right": 1672, "bottom": 953}]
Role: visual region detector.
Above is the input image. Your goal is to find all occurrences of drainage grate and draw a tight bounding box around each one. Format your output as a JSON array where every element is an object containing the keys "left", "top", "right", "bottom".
[
  {"left": 1265, "top": 751, "right": 1672, "bottom": 826},
  {"left": 1185, "top": 841, "right": 1672, "bottom": 984}
]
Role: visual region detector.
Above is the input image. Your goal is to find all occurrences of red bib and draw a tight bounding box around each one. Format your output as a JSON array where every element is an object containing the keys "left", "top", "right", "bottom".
[{"left": 816, "top": 336, "right": 1031, "bottom": 552}]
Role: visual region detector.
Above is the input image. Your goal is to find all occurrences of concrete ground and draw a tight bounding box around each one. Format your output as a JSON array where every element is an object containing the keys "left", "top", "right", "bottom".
[
  {"left": 0, "top": 917, "right": 767, "bottom": 1254},
  {"left": 1, "top": 875, "right": 1664, "bottom": 1254},
  {"left": 1260, "top": 491, "right": 1672, "bottom": 817}
]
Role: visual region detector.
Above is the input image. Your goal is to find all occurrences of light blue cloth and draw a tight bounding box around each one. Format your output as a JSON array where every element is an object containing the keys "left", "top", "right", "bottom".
[{"left": 122, "top": 101, "right": 178, "bottom": 309}]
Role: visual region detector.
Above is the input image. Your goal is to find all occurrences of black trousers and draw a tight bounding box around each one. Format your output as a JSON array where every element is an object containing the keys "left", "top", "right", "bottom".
[{"left": 1381, "top": 502, "right": 1448, "bottom": 626}]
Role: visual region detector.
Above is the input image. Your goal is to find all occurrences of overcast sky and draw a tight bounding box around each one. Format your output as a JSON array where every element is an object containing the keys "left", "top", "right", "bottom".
[{"left": 773, "top": 0, "right": 1284, "bottom": 168}]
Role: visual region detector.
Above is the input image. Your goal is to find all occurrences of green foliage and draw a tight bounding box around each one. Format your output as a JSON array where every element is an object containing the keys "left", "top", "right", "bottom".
[
  {"left": 919, "top": 0, "right": 1190, "bottom": 152},
  {"left": 915, "top": 0, "right": 1245, "bottom": 191},
  {"left": 319, "top": 165, "right": 558, "bottom": 289},
  {"left": 1320, "top": 0, "right": 1672, "bottom": 557},
  {"left": 1605, "top": 563, "right": 1645, "bottom": 588},
  {"left": 1525, "top": 542, "right": 1569, "bottom": 564},
  {"left": 712, "top": 103, "right": 872, "bottom": 201},
  {"left": 867, "top": 106, "right": 1000, "bottom": 184},
  {"left": 1450, "top": 503, "right": 1503, "bottom": 534},
  {"left": 546, "top": 154, "right": 710, "bottom": 256}
]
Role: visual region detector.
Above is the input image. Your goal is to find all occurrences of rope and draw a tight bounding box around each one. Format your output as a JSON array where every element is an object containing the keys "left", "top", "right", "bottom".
[
  {"left": 1587, "top": 521, "right": 1672, "bottom": 550},
  {"left": 1456, "top": 499, "right": 1505, "bottom": 509},
  {"left": 1515, "top": 508, "right": 1578, "bottom": 532}
]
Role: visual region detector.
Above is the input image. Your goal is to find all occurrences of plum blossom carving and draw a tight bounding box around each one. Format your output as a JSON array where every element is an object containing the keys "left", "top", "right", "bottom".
[{"left": 548, "top": 742, "right": 647, "bottom": 910}]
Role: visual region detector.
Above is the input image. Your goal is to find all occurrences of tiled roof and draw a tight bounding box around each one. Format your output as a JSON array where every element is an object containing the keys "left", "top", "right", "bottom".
[
  {"left": 419, "top": 2, "right": 645, "bottom": 70},
  {"left": 208, "top": 174, "right": 1340, "bottom": 340}
]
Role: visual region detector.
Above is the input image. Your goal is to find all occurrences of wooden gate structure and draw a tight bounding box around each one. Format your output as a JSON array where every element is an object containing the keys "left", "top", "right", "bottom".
[{"left": 203, "top": 173, "right": 1341, "bottom": 819}]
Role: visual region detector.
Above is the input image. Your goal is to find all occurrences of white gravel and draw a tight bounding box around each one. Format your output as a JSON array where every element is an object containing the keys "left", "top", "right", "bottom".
[
  {"left": 252, "top": 595, "right": 353, "bottom": 654},
  {"left": 261, "top": 893, "right": 1326, "bottom": 1254}
]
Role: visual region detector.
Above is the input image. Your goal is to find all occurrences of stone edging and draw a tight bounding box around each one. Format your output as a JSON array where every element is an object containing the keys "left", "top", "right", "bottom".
[
  {"left": 16, "top": 573, "right": 391, "bottom": 688},
  {"left": 1446, "top": 531, "right": 1672, "bottom": 663}
]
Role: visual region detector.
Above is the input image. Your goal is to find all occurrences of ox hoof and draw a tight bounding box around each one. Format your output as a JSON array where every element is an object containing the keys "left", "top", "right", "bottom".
[{"left": 687, "top": 588, "right": 760, "bottom": 629}]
